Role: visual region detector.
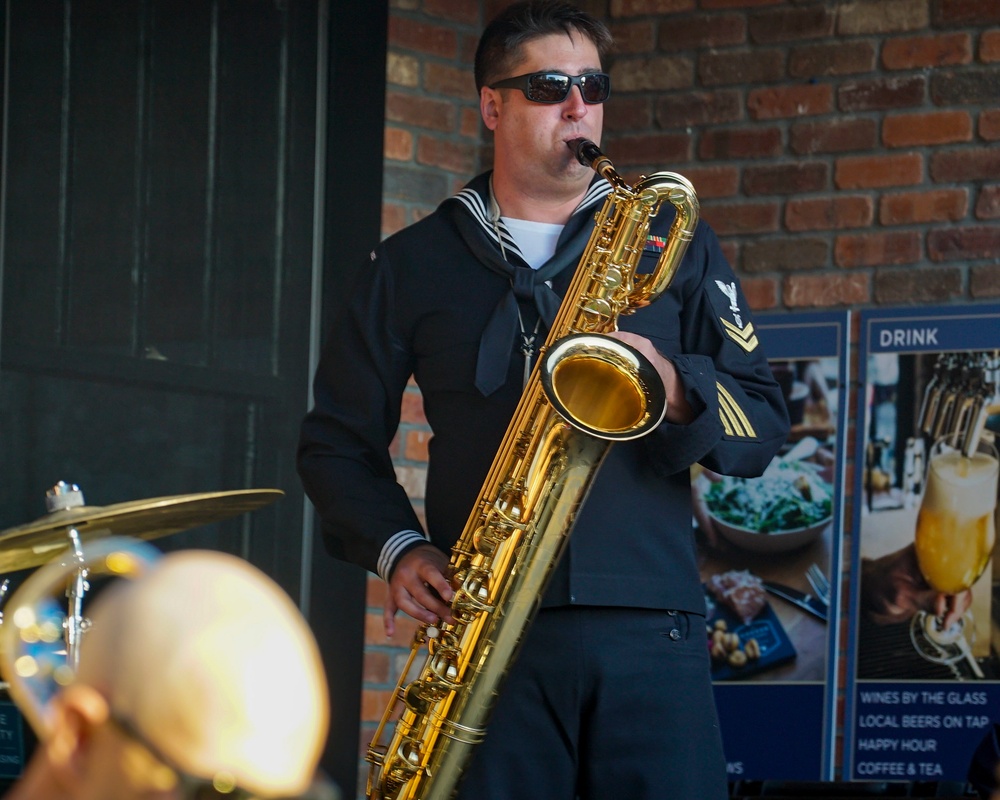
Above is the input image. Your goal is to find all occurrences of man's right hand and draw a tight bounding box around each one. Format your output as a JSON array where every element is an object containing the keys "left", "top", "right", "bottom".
[{"left": 385, "top": 544, "right": 455, "bottom": 636}]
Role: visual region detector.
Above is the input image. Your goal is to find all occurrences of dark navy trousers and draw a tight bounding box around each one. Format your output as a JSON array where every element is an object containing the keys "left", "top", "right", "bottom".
[{"left": 456, "top": 605, "right": 729, "bottom": 800}]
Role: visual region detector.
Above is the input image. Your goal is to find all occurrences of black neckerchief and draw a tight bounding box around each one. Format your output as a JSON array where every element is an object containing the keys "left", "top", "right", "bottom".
[{"left": 442, "top": 172, "right": 611, "bottom": 397}]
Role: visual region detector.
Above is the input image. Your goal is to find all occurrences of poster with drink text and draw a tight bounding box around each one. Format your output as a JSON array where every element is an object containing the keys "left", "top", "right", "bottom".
[
  {"left": 698, "top": 311, "right": 849, "bottom": 781},
  {"left": 846, "top": 303, "right": 1000, "bottom": 784}
]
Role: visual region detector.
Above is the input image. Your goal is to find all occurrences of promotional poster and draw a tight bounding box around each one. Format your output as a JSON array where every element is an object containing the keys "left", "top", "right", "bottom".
[
  {"left": 846, "top": 304, "right": 1000, "bottom": 783},
  {"left": 697, "top": 311, "right": 849, "bottom": 781}
]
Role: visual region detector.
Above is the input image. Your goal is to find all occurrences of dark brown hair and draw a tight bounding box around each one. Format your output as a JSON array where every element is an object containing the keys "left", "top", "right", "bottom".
[{"left": 474, "top": 1, "right": 613, "bottom": 91}]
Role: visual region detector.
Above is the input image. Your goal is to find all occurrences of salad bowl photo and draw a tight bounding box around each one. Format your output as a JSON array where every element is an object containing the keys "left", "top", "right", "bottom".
[{"left": 699, "top": 457, "right": 834, "bottom": 554}]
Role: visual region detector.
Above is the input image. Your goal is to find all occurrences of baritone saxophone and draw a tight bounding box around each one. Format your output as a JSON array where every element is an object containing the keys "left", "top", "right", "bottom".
[{"left": 366, "top": 139, "right": 700, "bottom": 800}]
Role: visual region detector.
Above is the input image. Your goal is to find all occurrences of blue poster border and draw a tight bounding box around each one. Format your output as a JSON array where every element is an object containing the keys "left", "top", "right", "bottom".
[
  {"left": 711, "top": 310, "right": 850, "bottom": 781},
  {"left": 845, "top": 303, "right": 1000, "bottom": 783}
]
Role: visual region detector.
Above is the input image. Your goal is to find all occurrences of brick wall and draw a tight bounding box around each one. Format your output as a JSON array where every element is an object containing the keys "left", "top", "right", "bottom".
[{"left": 362, "top": 0, "right": 1000, "bottom": 792}]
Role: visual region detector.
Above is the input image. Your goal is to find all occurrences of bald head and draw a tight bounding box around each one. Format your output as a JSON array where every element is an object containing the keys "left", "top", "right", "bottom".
[{"left": 74, "top": 550, "right": 329, "bottom": 797}]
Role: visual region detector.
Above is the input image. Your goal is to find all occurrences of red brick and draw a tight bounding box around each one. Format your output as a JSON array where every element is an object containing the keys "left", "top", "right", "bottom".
[
  {"left": 838, "top": 75, "right": 926, "bottom": 111},
  {"left": 976, "top": 185, "right": 1000, "bottom": 219},
  {"left": 742, "top": 237, "right": 829, "bottom": 272},
  {"left": 927, "top": 226, "right": 1000, "bottom": 262},
  {"left": 874, "top": 267, "right": 963, "bottom": 304},
  {"left": 786, "top": 196, "right": 874, "bottom": 232},
  {"left": 720, "top": 240, "right": 739, "bottom": 267},
  {"left": 835, "top": 231, "right": 922, "bottom": 267},
  {"left": 384, "top": 127, "right": 414, "bottom": 161},
  {"left": 417, "top": 134, "right": 477, "bottom": 174},
  {"left": 424, "top": 0, "right": 479, "bottom": 24},
  {"left": 608, "top": 21, "right": 657, "bottom": 54},
  {"left": 386, "top": 92, "right": 457, "bottom": 132},
  {"left": 655, "top": 90, "right": 742, "bottom": 128},
  {"left": 880, "top": 189, "right": 969, "bottom": 225},
  {"left": 424, "top": 62, "right": 477, "bottom": 100},
  {"left": 981, "top": 109, "right": 1000, "bottom": 140},
  {"left": 743, "top": 162, "right": 828, "bottom": 196},
  {"left": 388, "top": 17, "right": 459, "bottom": 59},
  {"left": 835, "top": 153, "right": 923, "bottom": 189},
  {"left": 930, "top": 147, "right": 1000, "bottom": 182},
  {"left": 400, "top": 388, "right": 426, "bottom": 425},
  {"left": 700, "top": 0, "right": 783, "bottom": 7},
  {"left": 931, "top": 68, "right": 1000, "bottom": 106},
  {"left": 605, "top": 132, "right": 692, "bottom": 167},
  {"left": 881, "top": 33, "right": 972, "bottom": 69},
  {"left": 682, "top": 165, "right": 740, "bottom": 199},
  {"left": 363, "top": 650, "right": 391, "bottom": 684},
  {"left": 698, "top": 49, "right": 785, "bottom": 87},
  {"left": 748, "top": 6, "right": 834, "bottom": 43},
  {"left": 741, "top": 276, "right": 779, "bottom": 310},
  {"left": 933, "top": 0, "right": 1000, "bottom": 27},
  {"left": 883, "top": 111, "right": 973, "bottom": 147},
  {"left": 791, "top": 118, "right": 878, "bottom": 155},
  {"left": 605, "top": 96, "right": 655, "bottom": 132},
  {"left": 381, "top": 202, "right": 407, "bottom": 238},
  {"left": 699, "top": 126, "right": 783, "bottom": 159},
  {"left": 659, "top": 13, "right": 746, "bottom": 49},
  {"left": 460, "top": 107, "right": 482, "bottom": 139},
  {"left": 971, "top": 265, "right": 1000, "bottom": 298},
  {"left": 701, "top": 202, "right": 781, "bottom": 235},
  {"left": 361, "top": 689, "right": 396, "bottom": 724},
  {"left": 789, "top": 41, "right": 877, "bottom": 78},
  {"left": 365, "top": 609, "right": 420, "bottom": 648},
  {"left": 837, "top": 0, "right": 929, "bottom": 34},
  {"left": 404, "top": 429, "right": 432, "bottom": 462},
  {"left": 783, "top": 273, "right": 870, "bottom": 307},
  {"left": 611, "top": 0, "right": 695, "bottom": 14},
  {"left": 612, "top": 56, "right": 694, "bottom": 92},
  {"left": 747, "top": 84, "right": 833, "bottom": 120},
  {"left": 983, "top": 30, "right": 1000, "bottom": 62}
]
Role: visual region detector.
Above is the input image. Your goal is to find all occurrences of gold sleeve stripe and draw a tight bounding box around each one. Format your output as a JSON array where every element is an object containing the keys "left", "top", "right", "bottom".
[
  {"left": 718, "top": 383, "right": 757, "bottom": 439},
  {"left": 720, "top": 318, "right": 759, "bottom": 353}
]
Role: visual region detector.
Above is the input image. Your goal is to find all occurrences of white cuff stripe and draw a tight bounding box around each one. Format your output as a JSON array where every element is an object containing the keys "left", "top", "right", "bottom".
[{"left": 377, "top": 530, "right": 429, "bottom": 581}]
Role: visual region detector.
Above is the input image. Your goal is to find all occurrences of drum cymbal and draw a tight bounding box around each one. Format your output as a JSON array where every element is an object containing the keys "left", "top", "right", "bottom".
[{"left": 0, "top": 489, "right": 283, "bottom": 573}]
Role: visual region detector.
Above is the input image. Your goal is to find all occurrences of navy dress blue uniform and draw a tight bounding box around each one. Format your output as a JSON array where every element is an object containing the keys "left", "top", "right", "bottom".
[{"left": 298, "top": 172, "right": 789, "bottom": 800}]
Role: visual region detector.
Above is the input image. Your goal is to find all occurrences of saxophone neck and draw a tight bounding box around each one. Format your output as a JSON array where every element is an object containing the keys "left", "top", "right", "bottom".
[{"left": 568, "top": 138, "right": 630, "bottom": 193}]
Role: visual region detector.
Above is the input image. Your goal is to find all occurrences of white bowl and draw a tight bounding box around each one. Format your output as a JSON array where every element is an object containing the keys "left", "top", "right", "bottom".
[{"left": 708, "top": 511, "right": 831, "bottom": 554}]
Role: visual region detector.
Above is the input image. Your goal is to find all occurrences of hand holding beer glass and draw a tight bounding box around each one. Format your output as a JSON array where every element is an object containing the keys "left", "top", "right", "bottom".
[{"left": 910, "top": 435, "right": 999, "bottom": 677}]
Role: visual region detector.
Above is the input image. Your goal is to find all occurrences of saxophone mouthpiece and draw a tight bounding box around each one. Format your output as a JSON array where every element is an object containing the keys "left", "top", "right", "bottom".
[
  {"left": 568, "top": 138, "right": 600, "bottom": 167},
  {"left": 568, "top": 138, "right": 618, "bottom": 186}
]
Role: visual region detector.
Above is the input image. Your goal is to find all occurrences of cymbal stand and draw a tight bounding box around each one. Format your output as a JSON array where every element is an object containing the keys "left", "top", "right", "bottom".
[
  {"left": 64, "top": 527, "right": 90, "bottom": 671},
  {"left": 45, "top": 482, "right": 91, "bottom": 671}
]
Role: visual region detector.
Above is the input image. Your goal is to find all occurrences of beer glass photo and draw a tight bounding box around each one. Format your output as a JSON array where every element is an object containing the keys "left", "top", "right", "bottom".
[{"left": 910, "top": 435, "right": 999, "bottom": 675}]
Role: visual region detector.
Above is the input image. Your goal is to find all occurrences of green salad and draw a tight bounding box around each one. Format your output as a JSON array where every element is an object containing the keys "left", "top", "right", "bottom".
[{"left": 704, "top": 460, "right": 833, "bottom": 533}]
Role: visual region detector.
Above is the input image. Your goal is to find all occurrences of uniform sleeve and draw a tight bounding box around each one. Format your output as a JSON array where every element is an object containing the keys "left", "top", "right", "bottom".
[
  {"left": 297, "top": 246, "right": 424, "bottom": 575},
  {"left": 644, "top": 221, "right": 789, "bottom": 478}
]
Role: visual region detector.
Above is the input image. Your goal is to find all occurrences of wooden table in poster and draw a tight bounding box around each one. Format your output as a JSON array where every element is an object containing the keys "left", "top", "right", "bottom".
[{"left": 698, "top": 522, "right": 832, "bottom": 683}]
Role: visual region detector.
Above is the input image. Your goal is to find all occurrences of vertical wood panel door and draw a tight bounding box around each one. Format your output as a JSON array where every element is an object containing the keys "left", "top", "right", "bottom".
[
  {"left": 0, "top": 1, "right": 387, "bottom": 794},
  {"left": 2, "top": 0, "right": 316, "bottom": 589}
]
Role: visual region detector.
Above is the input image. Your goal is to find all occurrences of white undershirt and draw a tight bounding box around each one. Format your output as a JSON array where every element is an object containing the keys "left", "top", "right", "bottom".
[{"left": 501, "top": 217, "right": 563, "bottom": 269}]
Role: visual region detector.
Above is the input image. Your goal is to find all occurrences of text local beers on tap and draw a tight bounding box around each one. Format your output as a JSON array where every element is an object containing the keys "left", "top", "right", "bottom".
[{"left": 855, "top": 689, "right": 992, "bottom": 779}]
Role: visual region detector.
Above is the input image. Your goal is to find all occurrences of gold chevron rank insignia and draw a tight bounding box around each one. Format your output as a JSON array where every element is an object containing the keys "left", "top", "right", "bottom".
[
  {"left": 717, "top": 383, "right": 757, "bottom": 439},
  {"left": 720, "top": 318, "right": 759, "bottom": 353}
]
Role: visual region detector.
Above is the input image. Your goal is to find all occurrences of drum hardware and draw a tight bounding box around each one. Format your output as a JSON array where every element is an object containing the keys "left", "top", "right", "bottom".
[{"left": 0, "top": 482, "right": 283, "bottom": 672}]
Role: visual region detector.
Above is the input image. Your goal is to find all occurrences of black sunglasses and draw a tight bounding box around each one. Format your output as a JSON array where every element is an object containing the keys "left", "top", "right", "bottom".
[
  {"left": 107, "top": 710, "right": 339, "bottom": 800},
  {"left": 488, "top": 71, "right": 611, "bottom": 104}
]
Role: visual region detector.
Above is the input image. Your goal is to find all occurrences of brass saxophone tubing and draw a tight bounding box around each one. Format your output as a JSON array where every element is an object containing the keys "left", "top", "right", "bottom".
[{"left": 366, "top": 139, "right": 699, "bottom": 800}]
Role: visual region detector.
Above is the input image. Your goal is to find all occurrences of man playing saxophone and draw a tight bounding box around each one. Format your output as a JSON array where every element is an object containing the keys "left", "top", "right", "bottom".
[{"left": 298, "top": 2, "right": 789, "bottom": 798}]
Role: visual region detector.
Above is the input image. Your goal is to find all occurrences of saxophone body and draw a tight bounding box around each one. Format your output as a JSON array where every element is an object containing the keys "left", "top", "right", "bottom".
[{"left": 366, "top": 140, "right": 700, "bottom": 800}]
